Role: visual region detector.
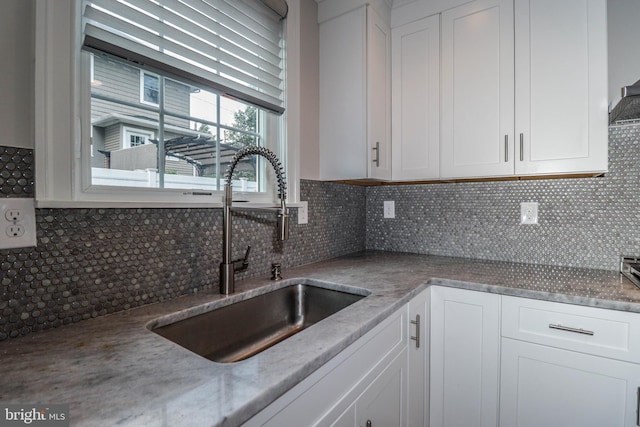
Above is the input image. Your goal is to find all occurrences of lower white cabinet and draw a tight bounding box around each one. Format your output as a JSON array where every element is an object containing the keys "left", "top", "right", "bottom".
[
  {"left": 408, "top": 289, "right": 430, "bottom": 427},
  {"left": 500, "top": 338, "right": 640, "bottom": 427},
  {"left": 429, "top": 286, "right": 640, "bottom": 427},
  {"left": 429, "top": 286, "right": 501, "bottom": 427},
  {"left": 244, "top": 290, "right": 430, "bottom": 427},
  {"left": 327, "top": 350, "right": 406, "bottom": 427}
]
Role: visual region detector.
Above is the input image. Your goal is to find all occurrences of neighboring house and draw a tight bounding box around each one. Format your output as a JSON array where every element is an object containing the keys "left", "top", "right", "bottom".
[{"left": 89, "top": 54, "right": 202, "bottom": 176}]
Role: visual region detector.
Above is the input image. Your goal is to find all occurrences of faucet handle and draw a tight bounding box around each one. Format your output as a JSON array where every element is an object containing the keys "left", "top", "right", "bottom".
[
  {"left": 232, "top": 245, "right": 251, "bottom": 272},
  {"left": 243, "top": 246, "right": 251, "bottom": 264}
]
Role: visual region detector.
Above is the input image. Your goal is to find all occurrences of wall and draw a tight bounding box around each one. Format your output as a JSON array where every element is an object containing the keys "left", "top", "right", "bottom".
[
  {"left": 0, "top": 172, "right": 366, "bottom": 340},
  {"left": 0, "top": 0, "right": 34, "bottom": 149},
  {"left": 366, "top": 123, "right": 640, "bottom": 271},
  {"left": 608, "top": 0, "right": 640, "bottom": 106},
  {"left": 0, "top": 0, "right": 366, "bottom": 342},
  {"left": 298, "top": 0, "right": 321, "bottom": 181}
]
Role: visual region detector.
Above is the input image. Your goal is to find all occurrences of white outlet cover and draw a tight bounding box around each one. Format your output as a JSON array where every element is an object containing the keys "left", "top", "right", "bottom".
[
  {"left": 0, "top": 198, "right": 37, "bottom": 249},
  {"left": 520, "top": 202, "right": 539, "bottom": 225},
  {"left": 298, "top": 201, "right": 308, "bottom": 225},
  {"left": 384, "top": 201, "right": 395, "bottom": 219}
]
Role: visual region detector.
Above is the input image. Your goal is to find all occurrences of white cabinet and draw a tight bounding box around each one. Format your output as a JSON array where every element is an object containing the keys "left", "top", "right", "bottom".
[
  {"left": 326, "top": 350, "right": 406, "bottom": 427},
  {"left": 407, "top": 289, "right": 430, "bottom": 427},
  {"left": 429, "top": 286, "right": 501, "bottom": 427},
  {"left": 245, "top": 293, "right": 422, "bottom": 427},
  {"left": 514, "top": 0, "right": 608, "bottom": 175},
  {"left": 391, "top": 15, "right": 440, "bottom": 181},
  {"left": 440, "top": 0, "right": 515, "bottom": 179},
  {"left": 319, "top": 5, "right": 391, "bottom": 181},
  {"left": 440, "top": 0, "right": 607, "bottom": 179},
  {"left": 500, "top": 338, "right": 640, "bottom": 427},
  {"left": 499, "top": 295, "right": 640, "bottom": 427}
]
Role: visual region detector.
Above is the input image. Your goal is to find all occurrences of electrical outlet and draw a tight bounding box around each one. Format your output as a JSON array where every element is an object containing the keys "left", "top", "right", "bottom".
[
  {"left": 298, "top": 201, "right": 308, "bottom": 225},
  {"left": 0, "top": 198, "right": 37, "bottom": 249},
  {"left": 5, "top": 209, "right": 24, "bottom": 222},
  {"left": 384, "top": 201, "right": 395, "bottom": 219},
  {"left": 6, "top": 225, "right": 25, "bottom": 237},
  {"left": 520, "top": 202, "right": 539, "bottom": 225}
]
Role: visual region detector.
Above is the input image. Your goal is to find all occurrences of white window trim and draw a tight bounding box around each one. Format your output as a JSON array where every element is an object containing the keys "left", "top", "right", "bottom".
[
  {"left": 34, "top": 0, "right": 300, "bottom": 208},
  {"left": 122, "top": 126, "right": 154, "bottom": 149},
  {"left": 139, "top": 71, "right": 160, "bottom": 107}
]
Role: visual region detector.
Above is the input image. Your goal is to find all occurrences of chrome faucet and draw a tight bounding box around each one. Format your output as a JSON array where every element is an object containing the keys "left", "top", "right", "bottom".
[{"left": 220, "top": 146, "right": 289, "bottom": 294}]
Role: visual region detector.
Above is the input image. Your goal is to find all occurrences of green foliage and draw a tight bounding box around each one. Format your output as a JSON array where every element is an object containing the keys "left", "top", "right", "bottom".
[{"left": 225, "top": 106, "right": 257, "bottom": 148}]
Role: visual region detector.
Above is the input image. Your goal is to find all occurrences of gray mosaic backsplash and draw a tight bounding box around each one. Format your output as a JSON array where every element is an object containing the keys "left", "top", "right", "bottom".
[
  {"left": 3, "top": 122, "right": 640, "bottom": 341},
  {"left": 0, "top": 169, "right": 365, "bottom": 340},
  {"left": 366, "top": 123, "right": 640, "bottom": 271}
]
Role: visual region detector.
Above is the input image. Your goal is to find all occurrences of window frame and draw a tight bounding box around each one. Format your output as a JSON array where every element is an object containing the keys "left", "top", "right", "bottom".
[
  {"left": 122, "top": 126, "right": 154, "bottom": 149},
  {"left": 139, "top": 71, "right": 160, "bottom": 107},
  {"left": 34, "top": 0, "right": 298, "bottom": 208}
]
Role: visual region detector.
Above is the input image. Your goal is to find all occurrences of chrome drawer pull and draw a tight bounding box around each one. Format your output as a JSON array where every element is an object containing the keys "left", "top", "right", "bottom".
[
  {"left": 548, "top": 324, "right": 594, "bottom": 336},
  {"left": 410, "top": 314, "right": 420, "bottom": 349},
  {"left": 636, "top": 387, "right": 640, "bottom": 426}
]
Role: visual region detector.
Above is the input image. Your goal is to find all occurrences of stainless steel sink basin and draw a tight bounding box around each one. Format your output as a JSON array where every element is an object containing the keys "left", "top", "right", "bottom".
[{"left": 151, "top": 284, "right": 367, "bottom": 363}]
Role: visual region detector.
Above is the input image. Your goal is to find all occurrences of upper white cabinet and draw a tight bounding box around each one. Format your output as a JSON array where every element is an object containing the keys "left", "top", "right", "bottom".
[
  {"left": 440, "top": 0, "right": 607, "bottom": 179},
  {"left": 514, "top": 0, "right": 608, "bottom": 175},
  {"left": 319, "top": 4, "right": 391, "bottom": 180},
  {"left": 391, "top": 15, "right": 440, "bottom": 181},
  {"left": 440, "top": 0, "right": 515, "bottom": 179}
]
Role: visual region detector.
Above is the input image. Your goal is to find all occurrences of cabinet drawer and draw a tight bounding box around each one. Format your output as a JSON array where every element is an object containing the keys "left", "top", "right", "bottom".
[{"left": 502, "top": 296, "right": 640, "bottom": 363}]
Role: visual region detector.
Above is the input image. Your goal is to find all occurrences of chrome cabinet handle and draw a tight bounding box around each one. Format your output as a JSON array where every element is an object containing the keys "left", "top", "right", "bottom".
[
  {"left": 548, "top": 324, "right": 594, "bottom": 336},
  {"left": 504, "top": 135, "right": 508, "bottom": 162},
  {"left": 372, "top": 142, "right": 380, "bottom": 167},
  {"left": 410, "top": 314, "right": 420, "bottom": 349},
  {"left": 636, "top": 387, "right": 640, "bottom": 426},
  {"left": 366, "top": 421, "right": 372, "bottom": 427},
  {"left": 519, "top": 133, "right": 524, "bottom": 161}
]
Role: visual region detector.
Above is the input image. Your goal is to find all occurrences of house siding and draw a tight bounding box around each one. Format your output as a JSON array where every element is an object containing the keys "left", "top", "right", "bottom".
[
  {"left": 92, "top": 55, "right": 190, "bottom": 128},
  {"left": 91, "top": 54, "right": 196, "bottom": 175}
]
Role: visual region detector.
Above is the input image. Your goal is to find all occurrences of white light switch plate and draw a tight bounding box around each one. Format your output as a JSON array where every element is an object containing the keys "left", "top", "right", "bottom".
[
  {"left": 384, "top": 201, "right": 395, "bottom": 219},
  {"left": 298, "top": 201, "right": 308, "bottom": 224},
  {"left": 0, "top": 198, "right": 37, "bottom": 249}
]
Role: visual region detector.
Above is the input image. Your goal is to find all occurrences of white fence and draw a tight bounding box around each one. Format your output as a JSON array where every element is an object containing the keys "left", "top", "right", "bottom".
[{"left": 92, "top": 168, "right": 257, "bottom": 192}]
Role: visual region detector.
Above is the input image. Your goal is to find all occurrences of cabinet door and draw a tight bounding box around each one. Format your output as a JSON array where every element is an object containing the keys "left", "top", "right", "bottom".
[
  {"left": 500, "top": 338, "right": 640, "bottom": 427},
  {"left": 391, "top": 15, "right": 440, "bottom": 181},
  {"left": 514, "top": 0, "right": 607, "bottom": 175},
  {"left": 430, "top": 286, "right": 500, "bottom": 427},
  {"left": 440, "top": 0, "right": 514, "bottom": 179},
  {"left": 319, "top": 7, "right": 367, "bottom": 180},
  {"left": 367, "top": 6, "right": 391, "bottom": 180},
  {"left": 356, "top": 350, "right": 407, "bottom": 427},
  {"left": 407, "top": 289, "right": 429, "bottom": 427},
  {"left": 328, "top": 404, "right": 355, "bottom": 427}
]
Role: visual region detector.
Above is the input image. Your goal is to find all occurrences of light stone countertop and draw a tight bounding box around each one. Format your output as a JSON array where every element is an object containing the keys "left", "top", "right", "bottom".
[{"left": 2, "top": 251, "right": 640, "bottom": 427}]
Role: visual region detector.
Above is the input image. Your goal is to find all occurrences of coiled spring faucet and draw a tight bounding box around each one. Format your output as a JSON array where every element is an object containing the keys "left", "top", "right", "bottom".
[{"left": 220, "top": 146, "right": 288, "bottom": 294}]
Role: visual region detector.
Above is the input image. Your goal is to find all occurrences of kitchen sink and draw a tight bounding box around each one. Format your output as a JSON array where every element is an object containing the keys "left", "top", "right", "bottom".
[{"left": 151, "top": 283, "right": 368, "bottom": 363}]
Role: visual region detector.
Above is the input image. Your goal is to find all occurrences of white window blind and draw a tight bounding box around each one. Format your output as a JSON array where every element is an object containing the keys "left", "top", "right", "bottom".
[{"left": 81, "top": 0, "right": 287, "bottom": 114}]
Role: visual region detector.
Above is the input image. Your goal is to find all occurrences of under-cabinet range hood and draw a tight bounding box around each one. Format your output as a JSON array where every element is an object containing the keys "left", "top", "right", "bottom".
[{"left": 610, "top": 80, "right": 640, "bottom": 124}]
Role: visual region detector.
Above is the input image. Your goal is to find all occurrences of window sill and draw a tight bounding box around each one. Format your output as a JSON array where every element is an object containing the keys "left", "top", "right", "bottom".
[{"left": 34, "top": 200, "right": 303, "bottom": 209}]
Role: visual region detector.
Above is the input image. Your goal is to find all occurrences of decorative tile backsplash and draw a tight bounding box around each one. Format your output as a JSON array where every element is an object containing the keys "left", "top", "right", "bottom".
[
  {"left": 366, "top": 123, "right": 640, "bottom": 271},
  {"left": 3, "top": 123, "right": 640, "bottom": 340},
  {"left": 0, "top": 146, "right": 34, "bottom": 196},
  {"left": 0, "top": 165, "right": 365, "bottom": 340}
]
